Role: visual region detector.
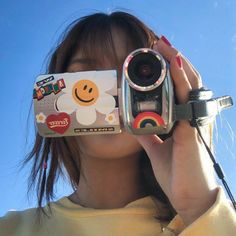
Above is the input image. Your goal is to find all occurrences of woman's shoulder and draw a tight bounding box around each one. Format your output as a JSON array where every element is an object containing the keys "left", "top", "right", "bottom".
[
  {"left": 0, "top": 197, "right": 65, "bottom": 236},
  {"left": 1, "top": 207, "right": 35, "bottom": 222},
  {"left": 0, "top": 206, "right": 38, "bottom": 236}
]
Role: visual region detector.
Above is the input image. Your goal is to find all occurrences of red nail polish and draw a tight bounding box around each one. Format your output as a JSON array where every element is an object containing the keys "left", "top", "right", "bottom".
[
  {"left": 176, "top": 55, "right": 183, "bottom": 69},
  {"left": 161, "top": 35, "right": 172, "bottom": 46}
]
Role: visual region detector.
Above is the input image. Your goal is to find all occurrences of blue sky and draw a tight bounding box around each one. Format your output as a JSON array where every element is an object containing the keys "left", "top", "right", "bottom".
[{"left": 1, "top": 0, "right": 236, "bottom": 216}]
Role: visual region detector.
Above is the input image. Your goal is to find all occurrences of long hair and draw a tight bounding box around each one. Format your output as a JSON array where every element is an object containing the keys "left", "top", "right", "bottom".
[{"left": 23, "top": 11, "right": 176, "bottom": 221}]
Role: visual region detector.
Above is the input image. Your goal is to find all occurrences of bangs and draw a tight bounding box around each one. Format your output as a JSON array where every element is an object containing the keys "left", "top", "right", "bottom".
[
  {"left": 50, "top": 12, "right": 157, "bottom": 74},
  {"left": 70, "top": 14, "right": 152, "bottom": 71},
  {"left": 74, "top": 15, "right": 119, "bottom": 70}
]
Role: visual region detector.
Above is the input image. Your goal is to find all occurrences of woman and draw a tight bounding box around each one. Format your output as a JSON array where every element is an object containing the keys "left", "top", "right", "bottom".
[{"left": 0, "top": 11, "right": 235, "bottom": 236}]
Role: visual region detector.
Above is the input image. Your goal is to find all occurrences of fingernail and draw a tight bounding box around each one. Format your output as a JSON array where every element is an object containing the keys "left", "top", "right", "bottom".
[
  {"left": 176, "top": 55, "right": 183, "bottom": 69},
  {"left": 160, "top": 35, "right": 172, "bottom": 46}
]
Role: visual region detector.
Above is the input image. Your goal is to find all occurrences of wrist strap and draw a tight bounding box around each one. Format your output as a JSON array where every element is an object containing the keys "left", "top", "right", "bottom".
[{"left": 174, "top": 88, "right": 233, "bottom": 125}]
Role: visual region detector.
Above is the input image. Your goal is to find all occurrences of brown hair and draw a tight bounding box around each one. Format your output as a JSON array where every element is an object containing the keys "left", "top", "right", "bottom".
[{"left": 24, "top": 11, "right": 176, "bottom": 220}]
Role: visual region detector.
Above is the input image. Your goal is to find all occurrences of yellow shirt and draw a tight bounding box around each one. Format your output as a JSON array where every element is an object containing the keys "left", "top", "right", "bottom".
[{"left": 0, "top": 187, "right": 236, "bottom": 236}]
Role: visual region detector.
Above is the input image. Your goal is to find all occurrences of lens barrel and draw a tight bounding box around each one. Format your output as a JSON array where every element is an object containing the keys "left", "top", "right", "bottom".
[{"left": 123, "top": 48, "right": 166, "bottom": 91}]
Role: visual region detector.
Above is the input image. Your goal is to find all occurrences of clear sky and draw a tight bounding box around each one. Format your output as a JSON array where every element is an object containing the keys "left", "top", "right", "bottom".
[{"left": 1, "top": 0, "right": 236, "bottom": 216}]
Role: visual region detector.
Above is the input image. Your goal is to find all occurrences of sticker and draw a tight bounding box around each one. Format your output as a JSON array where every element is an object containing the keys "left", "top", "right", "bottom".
[
  {"left": 36, "top": 75, "right": 55, "bottom": 87},
  {"left": 132, "top": 112, "right": 165, "bottom": 129},
  {"left": 72, "top": 80, "right": 99, "bottom": 106},
  {"left": 33, "top": 78, "right": 66, "bottom": 100},
  {"left": 55, "top": 78, "right": 116, "bottom": 126},
  {"left": 36, "top": 112, "right": 46, "bottom": 123},
  {"left": 46, "top": 113, "right": 71, "bottom": 134},
  {"left": 105, "top": 113, "right": 116, "bottom": 124}
]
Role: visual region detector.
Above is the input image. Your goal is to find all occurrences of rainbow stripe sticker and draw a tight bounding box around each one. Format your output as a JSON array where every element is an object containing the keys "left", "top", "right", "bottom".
[{"left": 132, "top": 112, "right": 165, "bottom": 129}]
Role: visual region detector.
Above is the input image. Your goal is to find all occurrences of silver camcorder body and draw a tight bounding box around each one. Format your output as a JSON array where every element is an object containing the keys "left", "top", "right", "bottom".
[{"left": 122, "top": 48, "right": 175, "bottom": 135}]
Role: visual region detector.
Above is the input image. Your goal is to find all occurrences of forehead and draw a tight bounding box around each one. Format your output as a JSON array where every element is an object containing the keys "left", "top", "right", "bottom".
[{"left": 67, "top": 27, "right": 138, "bottom": 72}]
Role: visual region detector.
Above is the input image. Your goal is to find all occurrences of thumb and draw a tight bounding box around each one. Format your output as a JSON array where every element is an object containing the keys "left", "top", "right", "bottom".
[
  {"left": 135, "top": 134, "right": 163, "bottom": 156},
  {"left": 135, "top": 134, "right": 172, "bottom": 192}
]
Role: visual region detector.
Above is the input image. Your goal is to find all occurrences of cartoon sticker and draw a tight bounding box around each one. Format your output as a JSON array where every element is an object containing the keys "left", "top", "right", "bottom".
[
  {"left": 72, "top": 80, "right": 99, "bottom": 106},
  {"left": 36, "top": 112, "right": 46, "bottom": 123},
  {"left": 105, "top": 113, "right": 116, "bottom": 124},
  {"left": 46, "top": 112, "right": 71, "bottom": 134},
  {"left": 132, "top": 112, "right": 165, "bottom": 129},
  {"left": 33, "top": 78, "right": 66, "bottom": 100},
  {"left": 55, "top": 77, "right": 116, "bottom": 126}
]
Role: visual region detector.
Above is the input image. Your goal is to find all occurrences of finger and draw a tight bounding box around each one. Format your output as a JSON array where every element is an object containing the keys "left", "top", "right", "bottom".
[
  {"left": 181, "top": 55, "right": 202, "bottom": 89},
  {"left": 153, "top": 36, "right": 202, "bottom": 89},
  {"left": 136, "top": 134, "right": 163, "bottom": 147},
  {"left": 170, "top": 54, "right": 192, "bottom": 104},
  {"left": 135, "top": 135, "right": 163, "bottom": 154}
]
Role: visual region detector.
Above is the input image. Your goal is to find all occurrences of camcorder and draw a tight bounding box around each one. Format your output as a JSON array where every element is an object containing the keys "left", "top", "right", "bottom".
[{"left": 33, "top": 48, "right": 233, "bottom": 137}]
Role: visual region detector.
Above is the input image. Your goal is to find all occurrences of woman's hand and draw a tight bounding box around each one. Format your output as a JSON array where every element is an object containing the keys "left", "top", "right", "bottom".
[{"left": 136, "top": 36, "right": 218, "bottom": 226}]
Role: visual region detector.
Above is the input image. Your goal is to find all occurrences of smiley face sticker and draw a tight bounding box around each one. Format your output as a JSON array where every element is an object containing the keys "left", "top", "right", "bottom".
[
  {"left": 72, "top": 80, "right": 99, "bottom": 106},
  {"left": 55, "top": 71, "right": 117, "bottom": 126}
]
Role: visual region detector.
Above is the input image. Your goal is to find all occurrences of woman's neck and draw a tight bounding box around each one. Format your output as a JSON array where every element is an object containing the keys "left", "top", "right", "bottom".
[{"left": 69, "top": 152, "right": 148, "bottom": 209}]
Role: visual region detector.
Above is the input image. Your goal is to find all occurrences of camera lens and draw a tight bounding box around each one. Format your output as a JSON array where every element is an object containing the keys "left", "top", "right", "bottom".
[
  {"left": 127, "top": 52, "right": 163, "bottom": 88},
  {"left": 137, "top": 63, "right": 154, "bottom": 79}
]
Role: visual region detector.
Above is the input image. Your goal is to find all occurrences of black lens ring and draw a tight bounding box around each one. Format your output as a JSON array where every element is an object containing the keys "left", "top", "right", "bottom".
[{"left": 127, "top": 52, "right": 162, "bottom": 87}]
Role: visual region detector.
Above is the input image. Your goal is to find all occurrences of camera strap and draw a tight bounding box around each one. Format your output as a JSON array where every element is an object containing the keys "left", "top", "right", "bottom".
[
  {"left": 174, "top": 87, "right": 236, "bottom": 212},
  {"left": 173, "top": 89, "right": 233, "bottom": 125}
]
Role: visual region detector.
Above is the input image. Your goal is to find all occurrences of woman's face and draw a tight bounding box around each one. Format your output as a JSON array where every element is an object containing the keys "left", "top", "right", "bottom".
[{"left": 66, "top": 28, "right": 143, "bottom": 160}]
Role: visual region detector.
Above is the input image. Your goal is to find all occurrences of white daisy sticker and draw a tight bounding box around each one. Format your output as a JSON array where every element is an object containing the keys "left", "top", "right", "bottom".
[
  {"left": 105, "top": 113, "right": 116, "bottom": 124},
  {"left": 55, "top": 73, "right": 116, "bottom": 126},
  {"left": 36, "top": 112, "right": 46, "bottom": 123}
]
